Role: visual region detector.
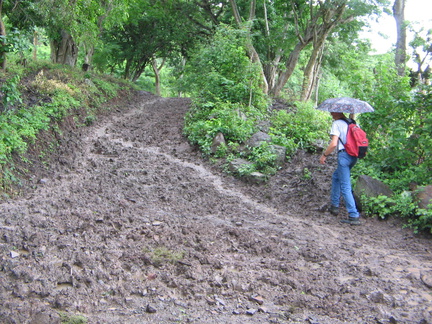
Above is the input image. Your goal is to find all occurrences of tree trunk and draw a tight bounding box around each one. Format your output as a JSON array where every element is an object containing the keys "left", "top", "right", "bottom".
[
  {"left": 178, "top": 56, "right": 186, "bottom": 97},
  {"left": 33, "top": 30, "right": 38, "bottom": 61},
  {"left": 271, "top": 42, "right": 307, "bottom": 96},
  {"left": 83, "top": 45, "right": 94, "bottom": 70},
  {"left": 50, "top": 30, "right": 78, "bottom": 67},
  {"left": 263, "top": 60, "right": 279, "bottom": 92},
  {"left": 152, "top": 57, "right": 166, "bottom": 96},
  {"left": 301, "top": 34, "right": 327, "bottom": 101},
  {"left": 393, "top": 0, "right": 407, "bottom": 76},
  {"left": 0, "top": 0, "right": 6, "bottom": 70},
  {"left": 273, "top": 1, "right": 351, "bottom": 98},
  {"left": 229, "top": 0, "right": 268, "bottom": 94},
  {"left": 311, "top": 49, "right": 323, "bottom": 103}
]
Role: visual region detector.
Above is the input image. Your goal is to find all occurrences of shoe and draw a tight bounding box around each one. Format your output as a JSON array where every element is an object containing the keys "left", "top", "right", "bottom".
[
  {"left": 340, "top": 217, "right": 361, "bottom": 225},
  {"left": 328, "top": 205, "right": 339, "bottom": 215}
]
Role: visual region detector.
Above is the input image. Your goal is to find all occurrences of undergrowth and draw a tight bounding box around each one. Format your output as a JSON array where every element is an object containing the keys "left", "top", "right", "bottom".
[{"left": 0, "top": 60, "right": 136, "bottom": 194}]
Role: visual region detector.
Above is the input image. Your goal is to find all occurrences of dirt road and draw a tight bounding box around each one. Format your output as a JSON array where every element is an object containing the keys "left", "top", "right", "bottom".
[{"left": 1, "top": 91, "right": 431, "bottom": 323}]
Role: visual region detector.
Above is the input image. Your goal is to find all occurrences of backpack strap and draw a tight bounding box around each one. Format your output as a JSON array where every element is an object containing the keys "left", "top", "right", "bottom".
[{"left": 338, "top": 118, "right": 355, "bottom": 146}]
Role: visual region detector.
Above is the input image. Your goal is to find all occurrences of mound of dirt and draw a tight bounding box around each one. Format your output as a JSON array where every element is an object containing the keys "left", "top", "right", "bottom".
[{"left": 1, "top": 91, "right": 431, "bottom": 324}]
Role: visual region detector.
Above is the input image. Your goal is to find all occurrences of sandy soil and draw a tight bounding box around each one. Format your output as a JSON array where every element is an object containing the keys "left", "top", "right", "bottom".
[{"left": 1, "top": 91, "right": 432, "bottom": 324}]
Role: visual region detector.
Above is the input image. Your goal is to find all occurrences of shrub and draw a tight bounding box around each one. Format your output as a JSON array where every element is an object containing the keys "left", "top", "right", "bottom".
[
  {"left": 181, "top": 24, "right": 268, "bottom": 110},
  {"left": 184, "top": 101, "right": 257, "bottom": 155},
  {"left": 269, "top": 101, "right": 330, "bottom": 152}
]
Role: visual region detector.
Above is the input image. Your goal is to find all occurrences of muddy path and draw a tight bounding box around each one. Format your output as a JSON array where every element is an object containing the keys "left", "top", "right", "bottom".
[{"left": 1, "top": 91, "right": 432, "bottom": 324}]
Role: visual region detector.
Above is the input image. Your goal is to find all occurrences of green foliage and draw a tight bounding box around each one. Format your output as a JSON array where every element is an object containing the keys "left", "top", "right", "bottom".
[
  {"left": 235, "top": 162, "right": 257, "bottom": 177},
  {"left": 99, "top": 1, "right": 199, "bottom": 82},
  {"left": 269, "top": 101, "right": 331, "bottom": 152},
  {"left": 407, "top": 208, "right": 432, "bottom": 234},
  {"left": 0, "top": 28, "right": 33, "bottom": 60},
  {"left": 320, "top": 40, "right": 376, "bottom": 102},
  {"left": 1, "top": 75, "right": 23, "bottom": 109},
  {"left": 181, "top": 24, "right": 268, "bottom": 110},
  {"left": 247, "top": 142, "right": 278, "bottom": 175},
  {"left": 59, "top": 312, "right": 88, "bottom": 324},
  {"left": 92, "top": 78, "right": 119, "bottom": 98},
  {"left": 0, "top": 62, "right": 134, "bottom": 192},
  {"left": 361, "top": 83, "right": 431, "bottom": 190},
  {"left": 183, "top": 24, "right": 269, "bottom": 169},
  {"left": 149, "top": 246, "right": 185, "bottom": 267},
  {"left": 362, "top": 192, "right": 418, "bottom": 219},
  {"left": 182, "top": 25, "right": 341, "bottom": 177},
  {"left": 184, "top": 101, "right": 257, "bottom": 155},
  {"left": 362, "top": 192, "right": 432, "bottom": 234}
]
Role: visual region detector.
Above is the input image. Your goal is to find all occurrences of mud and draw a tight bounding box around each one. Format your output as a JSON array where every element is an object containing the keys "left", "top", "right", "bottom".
[{"left": 1, "top": 91, "right": 431, "bottom": 324}]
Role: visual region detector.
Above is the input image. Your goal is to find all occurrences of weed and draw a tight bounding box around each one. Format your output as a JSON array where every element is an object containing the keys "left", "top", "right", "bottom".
[
  {"left": 148, "top": 246, "right": 185, "bottom": 267},
  {"left": 1, "top": 75, "right": 22, "bottom": 110},
  {"left": 302, "top": 168, "right": 312, "bottom": 180},
  {"left": 58, "top": 312, "right": 88, "bottom": 324}
]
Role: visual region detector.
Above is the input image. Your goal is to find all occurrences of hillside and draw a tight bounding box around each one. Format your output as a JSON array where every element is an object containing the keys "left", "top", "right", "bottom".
[{"left": 0, "top": 90, "right": 431, "bottom": 324}]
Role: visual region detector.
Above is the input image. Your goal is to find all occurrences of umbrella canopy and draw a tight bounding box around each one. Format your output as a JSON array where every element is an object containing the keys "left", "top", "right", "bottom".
[{"left": 316, "top": 97, "right": 374, "bottom": 114}]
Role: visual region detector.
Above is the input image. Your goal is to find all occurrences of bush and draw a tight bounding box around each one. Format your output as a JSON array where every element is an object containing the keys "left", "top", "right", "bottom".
[
  {"left": 180, "top": 24, "right": 268, "bottom": 110},
  {"left": 361, "top": 192, "right": 432, "bottom": 234},
  {"left": 269, "top": 101, "right": 330, "bottom": 152},
  {"left": 0, "top": 62, "right": 134, "bottom": 192},
  {"left": 184, "top": 101, "right": 257, "bottom": 155}
]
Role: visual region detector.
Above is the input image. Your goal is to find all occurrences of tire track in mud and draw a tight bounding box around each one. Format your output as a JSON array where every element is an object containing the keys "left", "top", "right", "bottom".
[
  {"left": 2, "top": 93, "right": 432, "bottom": 323},
  {"left": 110, "top": 96, "right": 432, "bottom": 321},
  {"left": 86, "top": 97, "right": 342, "bottom": 244},
  {"left": 87, "top": 95, "right": 432, "bottom": 265}
]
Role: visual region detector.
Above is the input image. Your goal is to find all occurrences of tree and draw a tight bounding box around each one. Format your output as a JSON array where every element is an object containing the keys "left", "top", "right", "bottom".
[
  {"left": 409, "top": 26, "right": 431, "bottom": 86},
  {"left": 152, "top": 57, "right": 166, "bottom": 96},
  {"left": 3, "top": 0, "right": 133, "bottom": 67},
  {"left": 101, "top": 1, "right": 205, "bottom": 82},
  {"left": 299, "top": 2, "right": 354, "bottom": 101},
  {"left": 393, "top": 0, "right": 407, "bottom": 76},
  {"left": 226, "top": 0, "right": 386, "bottom": 99},
  {"left": 0, "top": 0, "right": 6, "bottom": 69},
  {"left": 230, "top": 0, "right": 269, "bottom": 94}
]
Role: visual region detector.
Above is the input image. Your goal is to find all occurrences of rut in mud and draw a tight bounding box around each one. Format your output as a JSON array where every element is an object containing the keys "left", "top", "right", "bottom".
[{"left": 0, "top": 91, "right": 431, "bottom": 324}]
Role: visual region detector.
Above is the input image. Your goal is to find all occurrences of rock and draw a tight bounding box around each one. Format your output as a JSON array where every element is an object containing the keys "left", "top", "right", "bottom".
[
  {"left": 414, "top": 185, "right": 432, "bottom": 210},
  {"left": 205, "top": 296, "right": 216, "bottom": 305},
  {"left": 211, "top": 132, "right": 226, "bottom": 154},
  {"left": 234, "top": 109, "right": 247, "bottom": 121},
  {"left": 245, "top": 172, "right": 267, "bottom": 184},
  {"left": 145, "top": 304, "right": 157, "bottom": 313},
  {"left": 269, "top": 144, "right": 286, "bottom": 166},
  {"left": 246, "top": 308, "right": 257, "bottom": 315},
  {"left": 215, "top": 297, "right": 226, "bottom": 306},
  {"left": 10, "top": 251, "right": 19, "bottom": 258},
  {"left": 311, "top": 139, "right": 326, "bottom": 151},
  {"left": 258, "top": 306, "right": 268, "bottom": 313},
  {"left": 249, "top": 294, "right": 264, "bottom": 305},
  {"left": 368, "top": 290, "right": 385, "bottom": 303},
  {"left": 257, "top": 120, "right": 271, "bottom": 133},
  {"left": 420, "top": 270, "right": 432, "bottom": 288},
  {"left": 228, "top": 158, "right": 252, "bottom": 174},
  {"left": 353, "top": 175, "right": 394, "bottom": 211},
  {"left": 29, "top": 310, "right": 61, "bottom": 324},
  {"left": 84, "top": 78, "right": 95, "bottom": 87},
  {"left": 246, "top": 131, "right": 271, "bottom": 148}
]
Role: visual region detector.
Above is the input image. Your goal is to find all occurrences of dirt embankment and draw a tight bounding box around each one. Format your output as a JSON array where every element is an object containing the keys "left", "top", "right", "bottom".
[{"left": 1, "top": 91, "right": 431, "bottom": 324}]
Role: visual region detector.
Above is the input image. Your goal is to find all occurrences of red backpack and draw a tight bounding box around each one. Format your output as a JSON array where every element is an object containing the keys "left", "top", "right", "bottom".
[{"left": 340, "top": 119, "right": 369, "bottom": 158}]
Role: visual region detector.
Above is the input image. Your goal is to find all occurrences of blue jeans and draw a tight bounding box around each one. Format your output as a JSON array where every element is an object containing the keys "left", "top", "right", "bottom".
[{"left": 331, "top": 151, "right": 359, "bottom": 218}]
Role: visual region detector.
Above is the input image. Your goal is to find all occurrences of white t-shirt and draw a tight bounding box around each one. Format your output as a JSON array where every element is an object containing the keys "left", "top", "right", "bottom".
[{"left": 330, "top": 119, "right": 348, "bottom": 151}]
